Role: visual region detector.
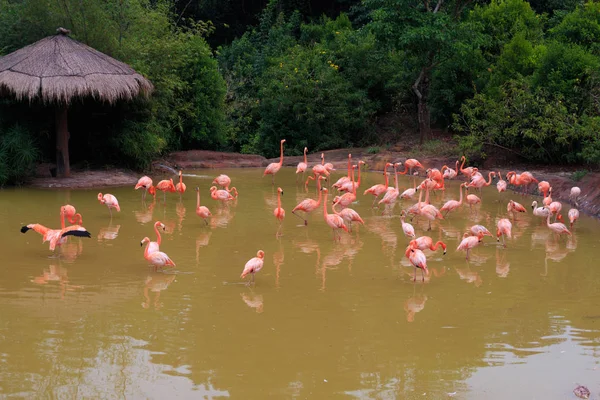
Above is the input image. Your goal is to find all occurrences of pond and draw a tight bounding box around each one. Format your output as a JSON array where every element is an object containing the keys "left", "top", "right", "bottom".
[{"left": 1, "top": 167, "right": 599, "bottom": 399}]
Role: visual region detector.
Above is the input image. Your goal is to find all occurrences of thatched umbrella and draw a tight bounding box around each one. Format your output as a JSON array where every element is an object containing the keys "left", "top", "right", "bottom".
[{"left": 0, "top": 28, "right": 153, "bottom": 177}]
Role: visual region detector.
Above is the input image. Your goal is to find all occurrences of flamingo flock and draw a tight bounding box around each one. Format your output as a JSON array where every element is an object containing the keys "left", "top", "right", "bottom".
[{"left": 20, "top": 143, "right": 586, "bottom": 287}]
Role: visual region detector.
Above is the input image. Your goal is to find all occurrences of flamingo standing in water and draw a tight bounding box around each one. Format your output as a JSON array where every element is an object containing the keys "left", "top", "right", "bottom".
[
  {"left": 61, "top": 204, "right": 82, "bottom": 225},
  {"left": 379, "top": 163, "right": 401, "bottom": 211},
  {"left": 405, "top": 244, "right": 428, "bottom": 282},
  {"left": 469, "top": 171, "right": 496, "bottom": 192},
  {"left": 212, "top": 174, "right": 238, "bottom": 197},
  {"left": 296, "top": 147, "right": 308, "bottom": 182},
  {"left": 440, "top": 182, "right": 466, "bottom": 217},
  {"left": 305, "top": 153, "right": 330, "bottom": 188},
  {"left": 364, "top": 163, "right": 391, "bottom": 207},
  {"left": 442, "top": 161, "right": 459, "bottom": 180},
  {"left": 333, "top": 206, "right": 364, "bottom": 233},
  {"left": 144, "top": 245, "right": 176, "bottom": 271},
  {"left": 98, "top": 193, "right": 120, "bottom": 217},
  {"left": 293, "top": 176, "right": 326, "bottom": 225},
  {"left": 273, "top": 187, "right": 285, "bottom": 237},
  {"left": 546, "top": 213, "right": 571, "bottom": 236},
  {"left": 496, "top": 172, "right": 507, "bottom": 193},
  {"left": 241, "top": 250, "right": 265, "bottom": 285},
  {"left": 506, "top": 171, "right": 538, "bottom": 194},
  {"left": 264, "top": 139, "right": 286, "bottom": 184},
  {"left": 322, "top": 188, "right": 348, "bottom": 241},
  {"left": 570, "top": 186, "right": 581, "bottom": 205},
  {"left": 470, "top": 225, "right": 493, "bottom": 237},
  {"left": 464, "top": 186, "right": 481, "bottom": 211},
  {"left": 175, "top": 170, "right": 186, "bottom": 199},
  {"left": 496, "top": 218, "right": 512, "bottom": 247},
  {"left": 398, "top": 159, "right": 424, "bottom": 176},
  {"left": 135, "top": 176, "right": 153, "bottom": 200},
  {"left": 140, "top": 222, "right": 166, "bottom": 258},
  {"left": 195, "top": 187, "right": 211, "bottom": 225},
  {"left": 459, "top": 156, "right": 475, "bottom": 180},
  {"left": 507, "top": 200, "right": 527, "bottom": 219},
  {"left": 339, "top": 160, "right": 365, "bottom": 193},
  {"left": 532, "top": 201, "right": 551, "bottom": 219},
  {"left": 409, "top": 236, "right": 447, "bottom": 254},
  {"left": 210, "top": 186, "right": 235, "bottom": 202},
  {"left": 333, "top": 165, "right": 357, "bottom": 209},
  {"left": 400, "top": 210, "right": 416, "bottom": 239},
  {"left": 21, "top": 207, "right": 91, "bottom": 251},
  {"left": 568, "top": 208, "right": 579, "bottom": 229},
  {"left": 457, "top": 231, "right": 485, "bottom": 260},
  {"left": 156, "top": 178, "right": 176, "bottom": 202},
  {"left": 333, "top": 154, "right": 352, "bottom": 190},
  {"left": 538, "top": 181, "right": 550, "bottom": 198}
]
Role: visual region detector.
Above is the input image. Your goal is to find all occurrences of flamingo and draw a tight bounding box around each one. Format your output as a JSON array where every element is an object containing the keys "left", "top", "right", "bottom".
[
  {"left": 364, "top": 163, "right": 391, "bottom": 207},
  {"left": 175, "top": 170, "right": 186, "bottom": 198},
  {"left": 293, "top": 176, "right": 326, "bottom": 225},
  {"left": 457, "top": 231, "right": 485, "bottom": 260},
  {"left": 322, "top": 153, "right": 335, "bottom": 174},
  {"left": 195, "top": 187, "right": 211, "bottom": 225},
  {"left": 547, "top": 200, "right": 562, "bottom": 221},
  {"left": 21, "top": 218, "right": 91, "bottom": 251},
  {"left": 273, "top": 187, "right": 285, "bottom": 237},
  {"left": 441, "top": 160, "right": 459, "bottom": 180},
  {"left": 145, "top": 249, "right": 176, "bottom": 271},
  {"left": 333, "top": 205, "right": 364, "bottom": 233},
  {"left": 470, "top": 225, "right": 493, "bottom": 237},
  {"left": 532, "top": 201, "right": 551, "bottom": 218},
  {"left": 210, "top": 186, "right": 235, "bottom": 202},
  {"left": 416, "top": 189, "right": 443, "bottom": 231},
  {"left": 333, "top": 165, "right": 357, "bottom": 209},
  {"left": 459, "top": 156, "right": 475, "bottom": 180},
  {"left": 546, "top": 213, "right": 571, "bottom": 236},
  {"left": 570, "top": 186, "right": 581, "bottom": 205},
  {"left": 398, "top": 159, "right": 424, "bottom": 176},
  {"left": 399, "top": 210, "right": 416, "bottom": 239},
  {"left": 241, "top": 250, "right": 265, "bottom": 285},
  {"left": 145, "top": 220, "right": 166, "bottom": 253},
  {"left": 405, "top": 244, "right": 428, "bottom": 282},
  {"left": 213, "top": 174, "right": 231, "bottom": 189},
  {"left": 264, "top": 139, "right": 286, "bottom": 184},
  {"left": 496, "top": 172, "right": 507, "bottom": 192},
  {"left": 322, "top": 188, "right": 348, "bottom": 241},
  {"left": 440, "top": 182, "right": 466, "bottom": 217},
  {"left": 538, "top": 181, "right": 550, "bottom": 197},
  {"left": 97, "top": 193, "right": 120, "bottom": 217},
  {"left": 507, "top": 200, "right": 527, "bottom": 219},
  {"left": 135, "top": 176, "right": 153, "bottom": 200},
  {"left": 305, "top": 153, "right": 330, "bottom": 187},
  {"left": 506, "top": 171, "right": 538, "bottom": 194},
  {"left": 469, "top": 171, "right": 496, "bottom": 191},
  {"left": 333, "top": 154, "right": 352, "bottom": 190},
  {"left": 542, "top": 186, "right": 553, "bottom": 207},
  {"left": 339, "top": 160, "right": 365, "bottom": 193},
  {"left": 464, "top": 186, "right": 481, "bottom": 211},
  {"left": 400, "top": 179, "right": 419, "bottom": 200},
  {"left": 409, "top": 236, "right": 447, "bottom": 254},
  {"left": 296, "top": 147, "right": 308, "bottom": 181},
  {"left": 496, "top": 218, "right": 512, "bottom": 247},
  {"left": 156, "top": 178, "right": 176, "bottom": 202},
  {"left": 568, "top": 208, "right": 579, "bottom": 229},
  {"left": 426, "top": 168, "right": 445, "bottom": 190},
  {"left": 379, "top": 163, "right": 401, "bottom": 211}
]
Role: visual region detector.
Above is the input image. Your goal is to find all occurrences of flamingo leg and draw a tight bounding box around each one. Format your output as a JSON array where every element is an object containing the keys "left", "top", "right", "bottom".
[
  {"left": 421, "top": 269, "right": 425, "bottom": 282},
  {"left": 428, "top": 220, "right": 431, "bottom": 231},
  {"left": 109, "top": 207, "right": 113, "bottom": 218},
  {"left": 466, "top": 248, "right": 470, "bottom": 260},
  {"left": 413, "top": 266, "right": 417, "bottom": 282},
  {"left": 163, "top": 191, "right": 166, "bottom": 203},
  {"left": 204, "top": 219, "right": 209, "bottom": 226},
  {"left": 292, "top": 210, "right": 307, "bottom": 225}
]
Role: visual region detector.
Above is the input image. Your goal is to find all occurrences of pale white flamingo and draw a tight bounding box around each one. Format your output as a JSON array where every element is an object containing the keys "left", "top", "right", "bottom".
[
  {"left": 241, "top": 250, "right": 265, "bottom": 285},
  {"left": 457, "top": 231, "right": 485, "bottom": 260},
  {"left": 496, "top": 218, "right": 512, "bottom": 247},
  {"left": 97, "top": 193, "right": 120, "bottom": 217}
]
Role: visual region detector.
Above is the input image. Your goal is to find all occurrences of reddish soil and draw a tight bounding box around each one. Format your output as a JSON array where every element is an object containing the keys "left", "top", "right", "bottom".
[{"left": 29, "top": 169, "right": 139, "bottom": 189}]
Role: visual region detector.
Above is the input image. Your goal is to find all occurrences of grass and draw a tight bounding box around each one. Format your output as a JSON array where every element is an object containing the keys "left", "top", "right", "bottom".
[
  {"left": 367, "top": 146, "right": 380, "bottom": 154},
  {"left": 572, "top": 170, "right": 588, "bottom": 182},
  {"left": 417, "top": 139, "right": 458, "bottom": 157}
]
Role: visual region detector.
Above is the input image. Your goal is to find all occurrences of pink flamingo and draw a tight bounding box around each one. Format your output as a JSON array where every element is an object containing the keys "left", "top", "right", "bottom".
[
  {"left": 547, "top": 200, "right": 562, "bottom": 221},
  {"left": 296, "top": 147, "right": 308, "bottom": 181},
  {"left": 175, "top": 170, "right": 186, "bottom": 199},
  {"left": 364, "top": 163, "right": 391, "bottom": 207},
  {"left": 379, "top": 163, "right": 402, "bottom": 210},
  {"left": 405, "top": 244, "right": 428, "bottom": 282},
  {"left": 273, "top": 187, "right": 285, "bottom": 237},
  {"left": 213, "top": 174, "right": 231, "bottom": 189},
  {"left": 426, "top": 168, "right": 445, "bottom": 190},
  {"left": 409, "top": 236, "right": 447, "bottom": 254},
  {"left": 156, "top": 178, "right": 176, "bottom": 202},
  {"left": 570, "top": 186, "right": 581, "bottom": 205},
  {"left": 264, "top": 139, "right": 286, "bottom": 184},
  {"left": 506, "top": 171, "right": 538, "bottom": 194},
  {"left": 442, "top": 160, "right": 459, "bottom": 179},
  {"left": 322, "top": 188, "right": 348, "bottom": 241},
  {"left": 333, "top": 165, "right": 357, "bottom": 209},
  {"left": 22, "top": 211, "right": 91, "bottom": 251},
  {"left": 135, "top": 176, "right": 153, "bottom": 200},
  {"left": 470, "top": 225, "right": 493, "bottom": 237},
  {"left": 98, "top": 193, "right": 120, "bottom": 217},
  {"left": 339, "top": 160, "right": 365, "bottom": 193},
  {"left": 61, "top": 204, "right": 82, "bottom": 225},
  {"left": 398, "top": 159, "right": 424, "bottom": 176},
  {"left": 400, "top": 210, "right": 416, "bottom": 239},
  {"left": 210, "top": 186, "right": 235, "bottom": 202},
  {"left": 457, "top": 231, "right": 485, "bottom": 260},
  {"left": 463, "top": 186, "right": 481, "bottom": 211},
  {"left": 568, "top": 208, "right": 579, "bottom": 229},
  {"left": 334, "top": 206, "right": 364, "bottom": 233},
  {"left": 496, "top": 172, "right": 507, "bottom": 192},
  {"left": 417, "top": 197, "right": 444, "bottom": 231},
  {"left": 145, "top": 248, "right": 176, "bottom": 271},
  {"left": 293, "top": 176, "right": 326, "bottom": 225},
  {"left": 507, "top": 199, "right": 527, "bottom": 219},
  {"left": 333, "top": 153, "right": 352, "bottom": 189},
  {"left": 469, "top": 171, "right": 496, "bottom": 191},
  {"left": 538, "top": 181, "right": 550, "bottom": 197},
  {"left": 241, "top": 250, "right": 265, "bottom": 285},
  {"left": 440, "top": 182, "right": 466, "bottom": 217},
  {"left": 459, "top": 156, "right": 475, "bottom": 180},
  {"left": 305, "top": 153, "right": 330, "bottom": 187},
  {"left": 496, "top": 218, "right": 512, "bottom": 247},
  {"left": 195, "top": 187, "right": 211, "bottom": 225},
  {"left": 546, "top": 213, "right": 571, "bottom": 236}
]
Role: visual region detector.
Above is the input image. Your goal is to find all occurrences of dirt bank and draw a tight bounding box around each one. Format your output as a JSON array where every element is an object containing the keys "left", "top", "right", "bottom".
[{"left": 28, "top": 148, "right": 598, "bottom": 219}]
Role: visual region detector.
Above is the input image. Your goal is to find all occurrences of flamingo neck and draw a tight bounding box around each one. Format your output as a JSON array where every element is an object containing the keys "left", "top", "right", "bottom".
[
  {"left": 197, "top": 190, "right": 200, "bottom": 208},
  {"left": 279, "top": 142, "right": 284, "bottom": 165},
  {"left": 455, "top": 160, "right": 459, "bottom": 171},
  {"left": 384, "top": 169, "right": 389, "bottom": 188},
  {"left": 425, "top": 186, "right": 430, "bottom": 204},
  {"left": 458, "top": 185, "right": 464, "bottom": 205},
  {"left": 277, "top": 191, "right": 282, "bottom": 209},
  {"left": 356, "top": 163, "right": 362, "bottom": 186},
  {"left": 460, "top": 157, "right": 466, "bottom": 171},
  {"left": 394, "top": 166, "right": 399, "bottom": 191},
  {"left": 323, "top": 192, "right": 329, "bottom": 217},
  {"left": 486, "top": 172, "right": 494, "bottom": 185},
  {"left": 433, "top": 241, "right": 445, "bottom": 251},
  {"left": 143, "top": 241, "right": 151, "bottom": 258},
  {"left": 351, "top": 167, "right": 357, "bottom": 195},
  {"left": 154, "top": 223, "right": 162, "bottom": 245},
  {"left": 441, "top": 165, "right": 447, "bottom": 172},
  {"left": 179, "top": 173, "right": 183, "bottom": 185},
  {"left": 303, "top": 148, "right": 307, "bottom": 164},
  {"left": 316, "top": 183, "right": 323, "bottom": 206}
]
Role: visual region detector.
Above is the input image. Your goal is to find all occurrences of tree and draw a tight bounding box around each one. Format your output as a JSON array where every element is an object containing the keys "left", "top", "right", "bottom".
[{"left": 366, "top": 0, "right": 479, "bottom": 143}]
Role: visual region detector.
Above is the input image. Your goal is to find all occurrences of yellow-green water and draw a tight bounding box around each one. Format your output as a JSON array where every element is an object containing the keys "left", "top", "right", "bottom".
[{"left": 2, "top": 168, "right": 600, "bottom": 399}]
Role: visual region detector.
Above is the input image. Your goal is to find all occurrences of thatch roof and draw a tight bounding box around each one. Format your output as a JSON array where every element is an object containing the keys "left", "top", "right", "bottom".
[{"left": 0, "top": 28, "right": 153, "bottom": 104}]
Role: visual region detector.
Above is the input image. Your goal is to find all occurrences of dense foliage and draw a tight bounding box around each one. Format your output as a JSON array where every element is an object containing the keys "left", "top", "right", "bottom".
[{"left": 0, "top": 0, "right": 599, "bottom": 185}]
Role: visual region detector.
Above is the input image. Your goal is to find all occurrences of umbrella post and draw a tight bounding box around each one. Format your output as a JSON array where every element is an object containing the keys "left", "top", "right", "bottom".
[{"left": 55, "top": 105, "right": 70, "bottom": 178}]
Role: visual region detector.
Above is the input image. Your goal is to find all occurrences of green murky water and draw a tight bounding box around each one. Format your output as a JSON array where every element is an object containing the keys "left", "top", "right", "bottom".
[{"left": 1, "top": 167, "right": 600, "bottom": 399}]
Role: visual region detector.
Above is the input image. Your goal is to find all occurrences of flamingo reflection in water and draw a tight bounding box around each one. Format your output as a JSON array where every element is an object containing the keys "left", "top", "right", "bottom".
[
  {"left": 404, "top": 290, "right": 428, "bottom": 322},
  {"left": 176, "top": 201, "right": 186, "bottom": 232},
  {"left": 97, "top": 222, "right": 121, "bottom": 242},
  {"left": 135, "top": 198, "right": 156, "bottom": 224},
  {"left": 31, "top": 263, "right": 84, "bottom": 299},
  {"left": 495, "top": 247, "right": 510, "bottom": 278},
  {"left": 273, "top": 240, "right": 284, "bottom": 289},
  {"left": 196, "top": 231, "right": 212, "bottom": 263},
  {"left": 240, "top": 291, "right": 264, "bottom": 313},
  {"left": 454, "top": 262, "right": 483, "bottom": 287},
  {"left": 542, "top": 235, "right": 570, "bottom": 277},
  {"left": 366, "top": 217, "right": 398, "bottom": 266},
  {"left": 142, "top": 272, "right": 176, "bottom": 310}
]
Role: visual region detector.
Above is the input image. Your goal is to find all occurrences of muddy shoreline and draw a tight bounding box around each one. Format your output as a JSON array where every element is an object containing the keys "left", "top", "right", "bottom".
[{"left": 27, "top": 148, "right": 599, "bottom": 218}]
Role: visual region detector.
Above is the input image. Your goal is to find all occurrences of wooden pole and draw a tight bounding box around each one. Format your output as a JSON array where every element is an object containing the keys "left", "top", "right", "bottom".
[{"left": 55, "top": 104, "right": 70, "bottom": 177}]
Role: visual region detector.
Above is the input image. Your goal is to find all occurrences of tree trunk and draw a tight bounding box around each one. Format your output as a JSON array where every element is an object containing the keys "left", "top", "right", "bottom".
[
  {"left": 412, "top": 67, "right": 432, "bottom": 145},
  {"left": 55, "top": 105, "right": 70, "bottom": 178}
]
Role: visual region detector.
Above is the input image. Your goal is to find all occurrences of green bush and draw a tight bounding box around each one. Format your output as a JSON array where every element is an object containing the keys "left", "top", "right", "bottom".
[{"left": 0, "top": 124, "right": 40, "bottom": 186}]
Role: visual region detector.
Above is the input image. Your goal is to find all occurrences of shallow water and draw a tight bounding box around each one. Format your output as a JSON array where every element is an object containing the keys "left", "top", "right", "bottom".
[{"left": 1, "top": 167, "right": 600, "bottom": 399}]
